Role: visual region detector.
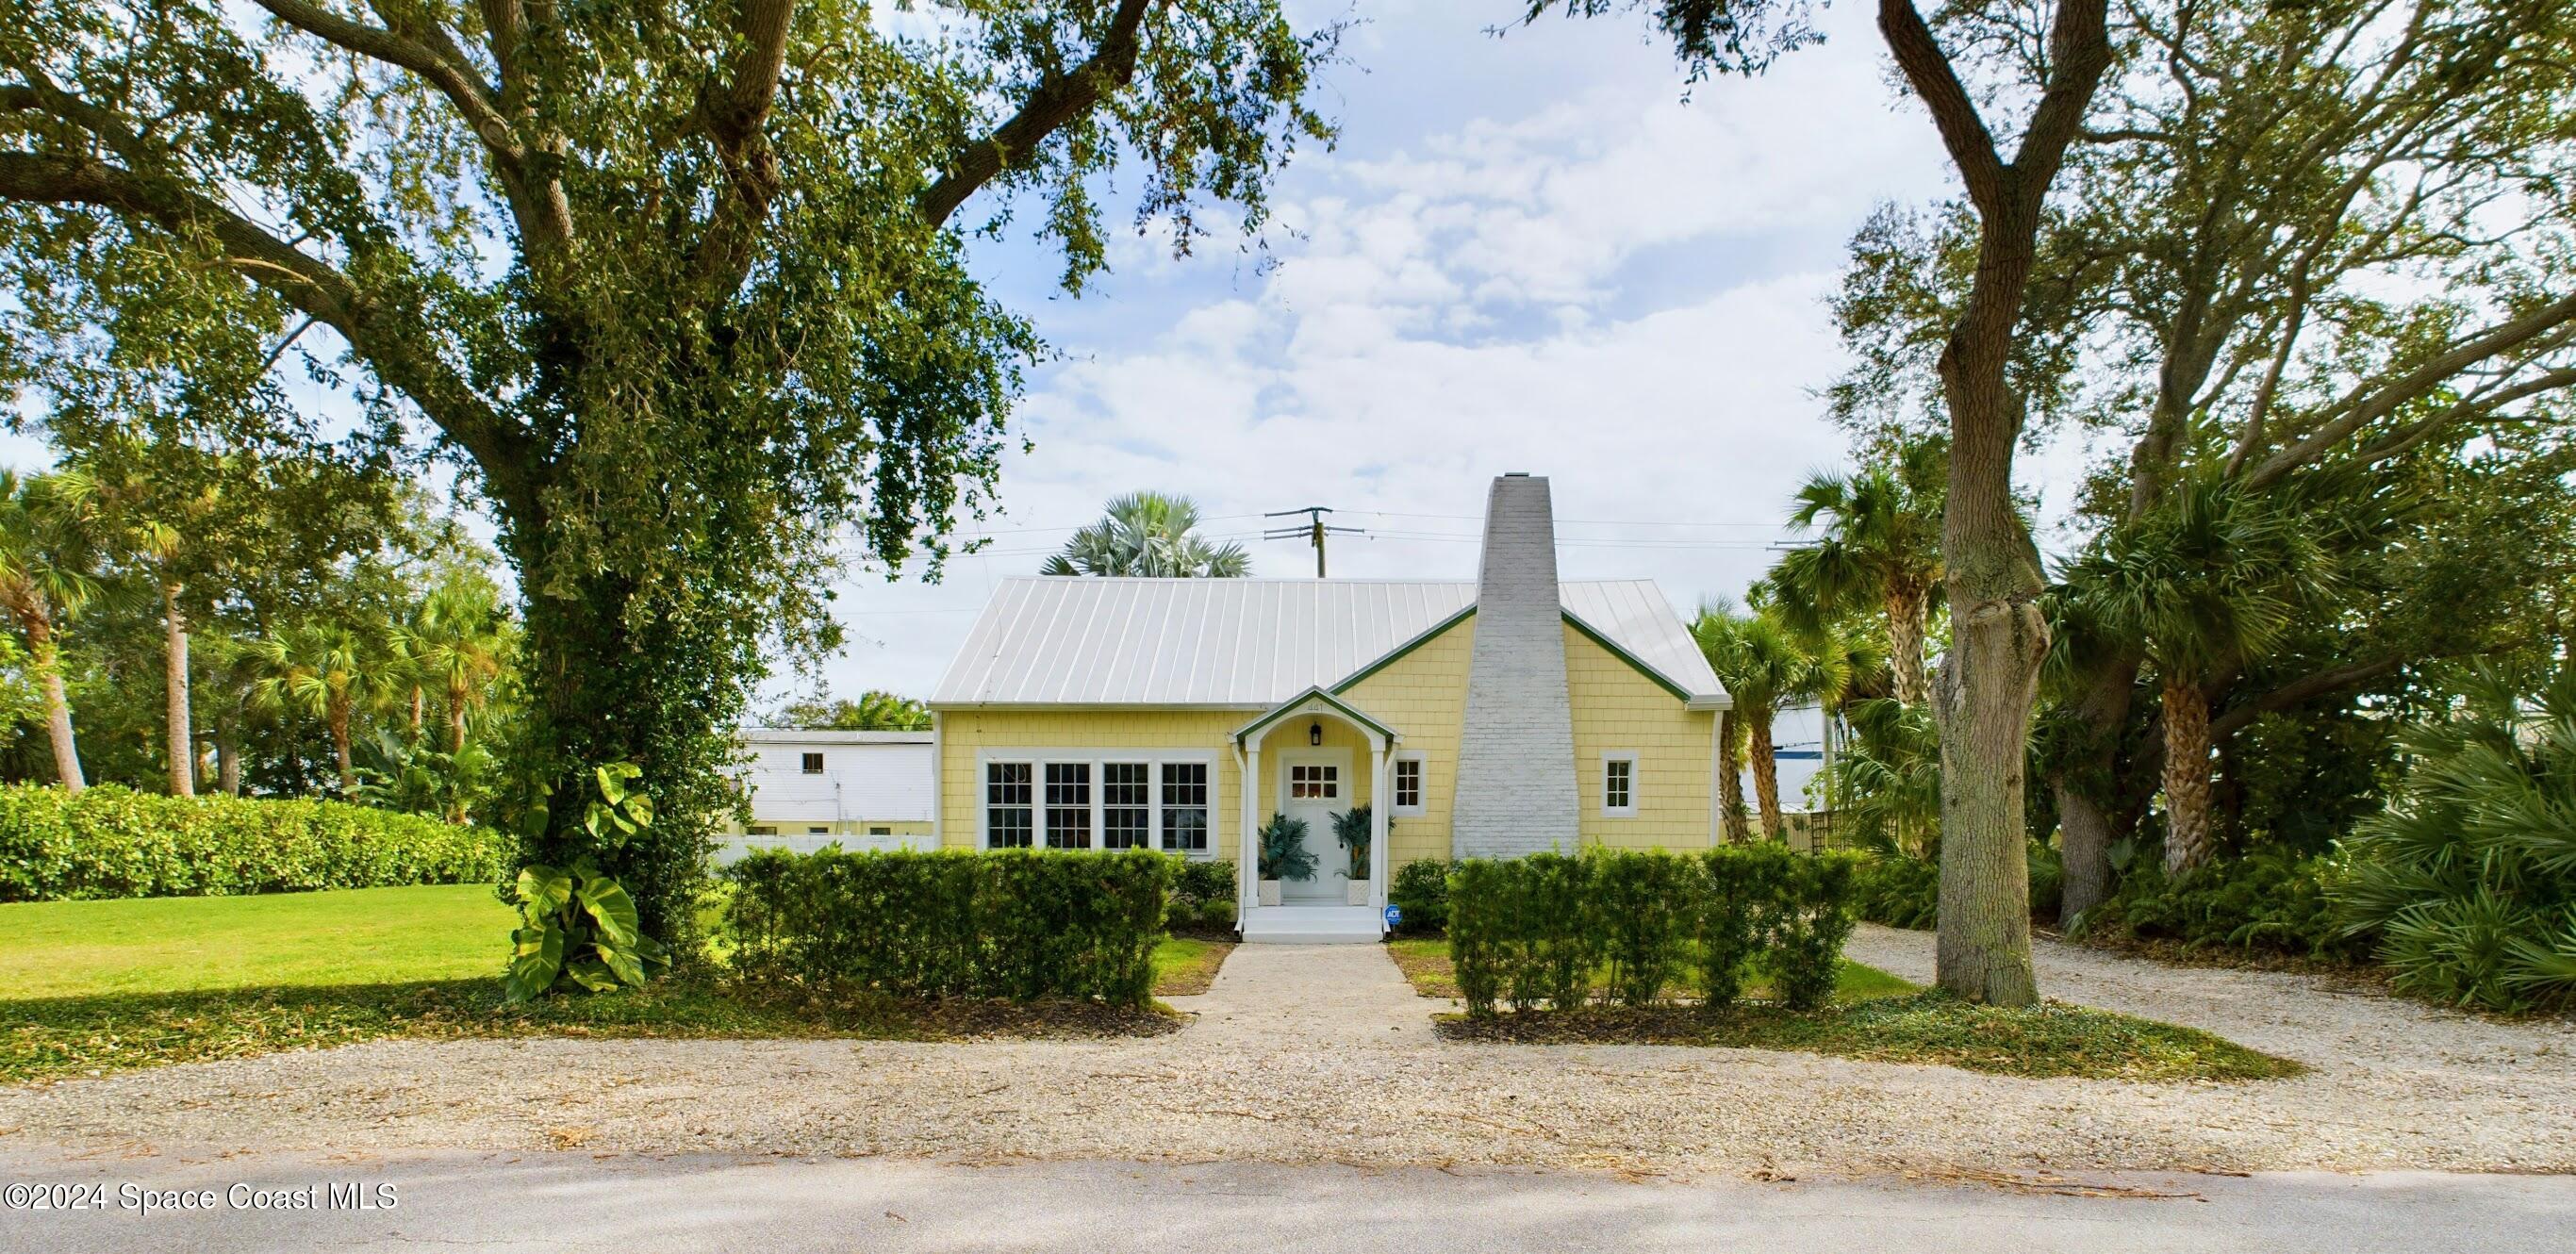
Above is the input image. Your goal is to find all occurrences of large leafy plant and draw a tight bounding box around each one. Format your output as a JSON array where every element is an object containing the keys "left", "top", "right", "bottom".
[
  {"left": 1257, "top": 812, "right": 1316, "bottom": 883},
  {"left": 1332, "top": 804, "right": 1372, "bottom": 880},
  {"left": 505, "top": 764, "right": 671, "bottom": 1001}
]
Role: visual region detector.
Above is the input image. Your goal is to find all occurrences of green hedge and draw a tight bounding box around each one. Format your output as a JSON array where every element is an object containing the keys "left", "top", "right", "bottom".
[
  {"left": 721, "top": 848, "right": 1172, "bottom": 1006},
  {"left": 1447, "top": 845, "right": 1861, "bottom": 1017},
  {"left": 1389, "top": 857, "right": 1450, "bottom": 934},
  {"left": 0, "top": 784, "right": 508, "bottom": 902},
  {"left": 1168, "top": 858, "right": 1237, "bottom": 932}
]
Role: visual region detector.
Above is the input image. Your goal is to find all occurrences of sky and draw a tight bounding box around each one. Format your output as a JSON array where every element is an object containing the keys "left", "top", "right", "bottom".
[{"left": 820, "top": 1, "right": 1968, "bottom": 706}]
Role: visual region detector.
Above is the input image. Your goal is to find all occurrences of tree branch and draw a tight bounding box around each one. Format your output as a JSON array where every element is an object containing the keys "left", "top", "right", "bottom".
[
  {"left": 0, "top": 151, "right": 539, "bottom": 506},
  {"left": 2208, "top": 653, "right": 2407, "bottom": 742},
  {"left": 1877, "top": 0, "right": 2007, "bottom": 218},
  {"left": 917, "top": 0, "right": 1158, "bottom": 228}
]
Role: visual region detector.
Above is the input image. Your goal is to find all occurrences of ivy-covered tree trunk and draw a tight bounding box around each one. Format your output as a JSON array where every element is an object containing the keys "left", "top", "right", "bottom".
[
  {"left": 2160, "top": 676, "right": 2216, "bottom": 877},
  {"left": 2051, "top": 648, "right": 2140, "bottom": 925}
]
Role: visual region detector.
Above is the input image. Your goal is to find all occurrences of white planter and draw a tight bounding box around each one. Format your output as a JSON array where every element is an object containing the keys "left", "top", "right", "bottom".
[
  {"left": 1346, "top": 880, "right": 1370, "bottom": 906},
  {"left": 1259, "top": 880, "right": 1282, "bottom": 907}
]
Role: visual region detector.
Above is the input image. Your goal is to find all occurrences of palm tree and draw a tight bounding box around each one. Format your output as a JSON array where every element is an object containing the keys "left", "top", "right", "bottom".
[
  {"left": 1042, "top": 492, "right": 1249, "bottom": 577},
  {"left": 1771, "top": 442, "right": 1945, "bottom": 704},
  {"left": 402, "top": 571, "right": 512, "bottom": 754},
  {"left": 1695, "top": 597, "right": 1867, "bottom": 841},
  {"left": 1693, "top": 602, "right": 1758, "bottom": 842},
  {"left": 2063, "top": 480, "right": 2334, "bottom": 878},
  {"left": 252, "top": 622, "right": 372, "bottom": 795},
  {"left": 0, "top": 470, "right": 107, "bottom": 791}
]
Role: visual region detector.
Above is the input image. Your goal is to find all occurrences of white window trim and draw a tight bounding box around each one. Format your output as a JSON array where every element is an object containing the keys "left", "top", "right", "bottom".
[
  {"left": 1601, "top": 751, "right": 1640, "bottom": 817},
  {"left": 976, "top": 748, "right": 1223, "bottom": 858},
  {"left": 1390, "top": 751, "right": 1428, "bottom": 817}
]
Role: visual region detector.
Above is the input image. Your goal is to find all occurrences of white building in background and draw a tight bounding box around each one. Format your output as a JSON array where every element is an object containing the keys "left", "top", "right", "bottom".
[{"left": 716, "top": 729, "right": 936, "bottom": 862}]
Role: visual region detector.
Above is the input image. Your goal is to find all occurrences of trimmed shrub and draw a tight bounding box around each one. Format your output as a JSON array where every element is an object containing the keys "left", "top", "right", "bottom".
[
  {"left": 1852, "top": 853, "right": 1940, "bottom": 929},
  {"left": 0, "top": 783, "right": 506, "bottom": 901},
  {"left": 1592, "top": 848, "right": 1691, "bottom": 1007},
  {"left": 1388, "top": 857, "right": 1450, "bottom": 933},
  {"left": 1169, "top": 858, "right": 1237, "bottom": 932},
  {"left": 1447, "top": 844, "right": 1865, "bottom": 1017},
  {"left": 721, "top": 848, "right": 1172, "bottom": 1006},
  {"left": 1763, "top": 847, "right": 1861, "bottom": 1011}
]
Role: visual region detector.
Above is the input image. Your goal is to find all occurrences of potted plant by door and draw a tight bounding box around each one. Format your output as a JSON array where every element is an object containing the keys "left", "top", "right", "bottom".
[
  {"left": 1258, "top": 812, "right": 1314, "bottom": 906},
  {"left": 1334, "top": 805, "right": 1373, "bottom": 905}
]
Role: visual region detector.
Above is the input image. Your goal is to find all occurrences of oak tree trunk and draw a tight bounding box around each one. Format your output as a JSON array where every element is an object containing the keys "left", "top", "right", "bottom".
[
  {"left": 2160, "top": 677, "right": 2216, "bottom": 878},
  {"left": 162, "top": 583, "right": 194, "bottom": 798},
  {"left": 2050, "top": 649, "right": 2139, "bottom": 926},
  {"left": 1749, "top": 711, "right": 1783, "bottom": 840},
  {"left": 217, "top": 725, "right": 241, "bottom": 795},
  {"left": 1885, "top": 583, "right": 1931, "bottom": 705}
]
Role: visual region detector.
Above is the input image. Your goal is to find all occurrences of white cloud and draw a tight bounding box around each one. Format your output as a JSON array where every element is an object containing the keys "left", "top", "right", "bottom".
[{"left": 807, "top": 3, "right": 1971, "bottom": 702}]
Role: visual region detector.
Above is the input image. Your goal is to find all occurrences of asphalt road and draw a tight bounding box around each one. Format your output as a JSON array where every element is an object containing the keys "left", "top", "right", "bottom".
[{"left": 0, "top": 1148, "right": 2566, "bottom": 1253}]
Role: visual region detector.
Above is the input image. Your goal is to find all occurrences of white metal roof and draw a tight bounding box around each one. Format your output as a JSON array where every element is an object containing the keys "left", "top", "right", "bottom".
[
  {"left": 930, "top": 577, "right": 1722, "bottom": 707},
  {"left": 740, "top": 729, "right": 933, "bottom": 745}
]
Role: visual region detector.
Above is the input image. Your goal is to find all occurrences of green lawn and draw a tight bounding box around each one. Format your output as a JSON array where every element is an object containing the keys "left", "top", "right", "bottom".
[
  {"left": 0, "top": 885, "right": 514, "bottom": 999},
  {"left": 0, "top": 885, "right": 1216, "bottom": 1085}
]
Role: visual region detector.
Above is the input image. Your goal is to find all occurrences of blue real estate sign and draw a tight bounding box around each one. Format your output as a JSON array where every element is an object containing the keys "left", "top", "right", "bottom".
[{"left": 1383, "top": 904, "right": 1403, "bottom": 930}]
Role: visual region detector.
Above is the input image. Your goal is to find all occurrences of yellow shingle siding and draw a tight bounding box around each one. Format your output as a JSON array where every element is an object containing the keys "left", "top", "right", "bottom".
[
  {"left": 1565, "top": 621, "right": 1716, "bottom": 850},
  {"left": 934, "top": 709, "right": 1249, "bottom": 856},
  {"left": 1338, "top": 615, "right": 1475, "bottom": 866}
]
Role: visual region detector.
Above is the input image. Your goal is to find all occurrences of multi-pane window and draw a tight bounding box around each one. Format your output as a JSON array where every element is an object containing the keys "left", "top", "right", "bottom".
[
  {"left": 1161, "top": 762, "right": 1210, "bottom": 852},
  {"left": 985, "top": 762, "right": 1034, "bottom": 848},
  {"left": 1392, "top": 757, "right": 1424, "bottom": 813},
  {"left": 1289, "top": 763, "right": 1339, "bottom": 800},
  {"left": 1603, "top": 754, "right": 1637, "bottom": 816},
  {"left": 1045, "top": 763, "right": 1094, "bottom": 849},
  {"left": 801, "top": 751, "right": 824, "bottom": 774},
  {"left": 1102, "top": 762, "right": 1152, "bottom": 850}
]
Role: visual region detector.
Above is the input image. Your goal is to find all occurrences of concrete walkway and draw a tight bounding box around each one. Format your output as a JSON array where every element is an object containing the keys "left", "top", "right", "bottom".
[{"left": 1165, "top": 943, "right": 1429, "bottom": 1045}]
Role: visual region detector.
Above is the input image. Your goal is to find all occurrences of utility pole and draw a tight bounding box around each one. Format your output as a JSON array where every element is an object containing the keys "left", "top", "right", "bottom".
[{"left": 1263, "top": 506, "right": 1365, "bottom": 578}]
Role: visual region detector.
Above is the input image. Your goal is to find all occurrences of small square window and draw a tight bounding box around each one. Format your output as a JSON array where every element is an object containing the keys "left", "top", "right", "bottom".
[
  {"left": 749, "top": 825, "right": 777, "bottom": 836},
  {"left": 868, "top": 826, "right": 891, "bottom": 836},
  {"left": 801, "top": 751, "right": 824, "bottom": 774},
  {"left": 1603, "top": 753, "right": 1638, "bottom": 817},
  {"left": 807, "top": 825, "right": 830, "bottom": 835},
  {"left": 1391, "top": 755, "right": 1425, "bottom": 815}
]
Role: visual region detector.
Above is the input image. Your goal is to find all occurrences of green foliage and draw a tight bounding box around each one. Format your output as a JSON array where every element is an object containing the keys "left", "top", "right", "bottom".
[
  {"left": 770, "top": 691, "right": 933, "bottom": 733},
  {"left": 1167, "top": 858, "right": 1238, "bottom": 932},
  {"left": 1257, "top": 812, "right": 1315, "bottom": 883},
  {"left": 1853, "top": 840, "right": 2066, "bottom": 932},
  {"left": 2332, "top": 662, "right": 2576, "bottom": 1012},
  {"left": 1445, "top": 845, "right": 1863, "bottom": 1017},
  {"left": 1040, "top": 492, "right": 1250, "bottom": 577},
  {"left": 1388, "top": 858, "right": 1451, "bottom": 934},
  {"left": 504, "top": 858, "right": 673, "bottom": 1002},
  {"left": 1332, "top": 804, "right": 1372, "bottom": 880},
  {"left": 2078, "top": 850, "right": 2359, "bottom": 960},
  {"left": 0, "top": 783, "right": 504, "bottom": 901},
  {"left": 1824, "top": 698, "right": 1943, "bottom": 858},
  {"left": 721, "top": 849, "right": 1174, "bottom": 1006}
]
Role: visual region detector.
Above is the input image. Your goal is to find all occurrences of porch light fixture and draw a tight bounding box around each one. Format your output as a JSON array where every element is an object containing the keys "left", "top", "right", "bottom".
[{"left": 1309, "top": 721, "right": 1323, "bottom": 746}]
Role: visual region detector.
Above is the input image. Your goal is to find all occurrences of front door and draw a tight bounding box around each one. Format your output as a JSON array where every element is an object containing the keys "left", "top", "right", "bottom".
[{"left": 1279, "top": 751, "right": 1351, "bottom": 903}]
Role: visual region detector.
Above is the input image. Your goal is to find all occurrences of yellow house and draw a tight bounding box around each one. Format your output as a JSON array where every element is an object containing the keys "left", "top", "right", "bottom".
[{"left": 927, "top": 474, "right": 1729, "bottom": 941}]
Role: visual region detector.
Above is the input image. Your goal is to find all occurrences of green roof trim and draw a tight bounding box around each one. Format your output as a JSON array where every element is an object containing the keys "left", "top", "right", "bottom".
[
  {"left": 1330, "top": 604, "right": 1477, "bottom": 695},
  {"left": 1233, "top": 685, "right": 1400, "bottom": 748},
  {"left": 1560, "top": 610, "right": 1695, "bottom": 704}
]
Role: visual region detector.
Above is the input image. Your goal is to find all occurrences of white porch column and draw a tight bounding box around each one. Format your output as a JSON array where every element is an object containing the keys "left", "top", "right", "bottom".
[
  {"left": 1239, "top": 741, "right": 1262, "bottom": 916},
  {"left": 1370, "top": 740, "right": 1390, "bottom": 911}
]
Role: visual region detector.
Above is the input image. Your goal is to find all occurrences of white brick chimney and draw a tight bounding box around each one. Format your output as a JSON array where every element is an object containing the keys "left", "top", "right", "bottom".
[{"left": 1450, "top": 473, "right": 1580, "bottom": 858}]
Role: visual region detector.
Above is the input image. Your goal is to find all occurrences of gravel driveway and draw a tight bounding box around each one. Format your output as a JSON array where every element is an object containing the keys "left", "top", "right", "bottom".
[{"left": 2, "top": 932, "right": 2569, "bottom": 1178}]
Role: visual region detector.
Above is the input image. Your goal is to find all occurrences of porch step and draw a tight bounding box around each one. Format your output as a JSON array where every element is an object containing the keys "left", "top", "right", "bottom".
[{"left": 1239, "top": 905, "right": 1384, "bottom": 945}]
